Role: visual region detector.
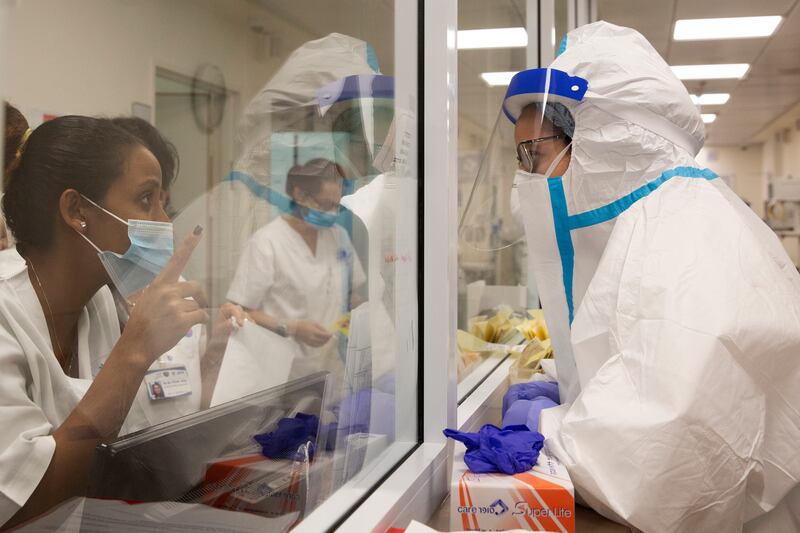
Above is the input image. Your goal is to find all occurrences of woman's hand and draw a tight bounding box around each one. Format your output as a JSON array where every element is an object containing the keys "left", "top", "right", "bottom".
[
  {"left": 221, "top": 302, "right": 249, "bottom": 328},
  {"left": 118, "top": 226, "right": 209, "bottom": 368},
  {"left": 205, "top": 303, "right": 249, "bottom": 356},
  {"left": 292, "top": 320, "right": 333, "bottom": 347}
]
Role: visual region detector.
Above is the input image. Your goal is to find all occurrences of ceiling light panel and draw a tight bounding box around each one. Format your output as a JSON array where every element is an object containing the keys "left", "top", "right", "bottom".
[
  {"left": 480, "top": 71, "right": 517, "bottom": 86},
  {"left": 674, "top": 16, "right": 782, "bottom": 41},
  {"left": 458, "top": 28, "right": 528, "bottom": 50},
  {"left": 690, "top": 93, "right": 731, "bottom": 105},
  {"left": 671, "top": 64, "right": 750, "bottom": 80}
]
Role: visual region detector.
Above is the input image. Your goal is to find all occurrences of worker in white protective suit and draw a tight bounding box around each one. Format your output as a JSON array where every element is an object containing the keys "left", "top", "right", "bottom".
[
  {"left": 188, "top": 31, "right": 404, "bottom": 448},
  {"left": 461, "top": 21, "right": 800, "bottom": 532},
  {"left": 173, "top": 33, "right": 379, "bottom": 307}
]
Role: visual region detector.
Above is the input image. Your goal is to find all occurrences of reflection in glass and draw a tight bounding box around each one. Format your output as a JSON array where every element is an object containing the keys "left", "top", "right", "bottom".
[
  {"left": 457, "top": 1, "right": 542, "bottom": 390},
  {"left": 0, "top": 0, "right": 416, "bottom": 529}
]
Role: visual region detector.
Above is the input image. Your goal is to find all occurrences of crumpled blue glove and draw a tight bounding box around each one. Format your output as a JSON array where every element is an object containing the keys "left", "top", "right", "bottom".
[
  {"left": 502, "top": 381, "right": 560, "bottom": 415},
  {"left": 443, "top": 424, "right": 545, "bottom": 474},
  {"left": 254, "top": 413, "right": 319, "bottom": 460},
  {"left": 502, "top": 397, "right": 558, "bottom": 432}
]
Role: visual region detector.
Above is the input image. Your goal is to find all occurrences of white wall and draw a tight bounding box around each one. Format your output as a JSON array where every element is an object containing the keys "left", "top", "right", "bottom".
[
  {"left": 757, "top": 101, "right": 800, "bottom": 266},
  {"left": 696, "top": 144, "right": 765, "bottom": 218},
  {"left": 3, "top": 0, "right": 314, "bottom": 123},
  {"left": 759, "top": 101, "right": 800, "bottom": 180},
  {"left": 697, "top": 102, "right": 800, "bottom": 267}
]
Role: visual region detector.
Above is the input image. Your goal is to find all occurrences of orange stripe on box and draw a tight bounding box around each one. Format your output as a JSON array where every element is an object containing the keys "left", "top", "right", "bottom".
[
  {"left": 516, "top": 471, "right": 574, "bottom": 512},
  {"left": 515, "top": 471, "right": 568, "bottom": 492},
  {"left": 463, "top": 477, "right": 480, "bottom": 530},
  {"left": 516, "top": 472, "right": 574, "bottom": 532},
  {"left": 458, "top": 478, "right": 471, "bottom": 530},
  {"left": 511, "top": 478, "right": 563, "bottom": 532},
  {"left": 512, "top": 487, "right": 545, "bottom": 530}
]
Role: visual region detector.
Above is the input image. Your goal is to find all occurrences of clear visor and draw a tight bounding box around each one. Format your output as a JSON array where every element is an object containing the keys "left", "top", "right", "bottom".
[
  {"left": 459, "top": 100, "right": 575, "bottom": 252},
  {"left": 318, "top": 74, "right": 395, "bottom": 183}
]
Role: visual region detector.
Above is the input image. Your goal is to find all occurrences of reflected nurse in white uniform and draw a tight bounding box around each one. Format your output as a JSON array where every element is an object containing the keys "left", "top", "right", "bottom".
[{"left": 227, "top": 158, "right": 365, "bottom": 382}]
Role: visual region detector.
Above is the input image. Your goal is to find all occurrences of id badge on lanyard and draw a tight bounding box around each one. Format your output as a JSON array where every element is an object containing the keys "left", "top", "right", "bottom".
[{"left": 144, "top": 341, "right": 193, "bottom": 401}]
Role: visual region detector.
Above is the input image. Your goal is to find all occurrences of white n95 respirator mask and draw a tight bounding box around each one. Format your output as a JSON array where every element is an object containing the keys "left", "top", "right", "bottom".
[{"left": 511, "top": 142, "right": 572, "bottom": 226}]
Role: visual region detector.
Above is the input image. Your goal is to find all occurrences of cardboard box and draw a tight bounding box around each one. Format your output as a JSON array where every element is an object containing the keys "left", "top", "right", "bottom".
[
  {"left": 450, "top": 448, "right": 575, "bottom": 532},
  {"left": 202, "top": 451, "right": 334, "bottom": 521},
  {"left": 202, "top": 454, "right": 304, "bottom": 520}
]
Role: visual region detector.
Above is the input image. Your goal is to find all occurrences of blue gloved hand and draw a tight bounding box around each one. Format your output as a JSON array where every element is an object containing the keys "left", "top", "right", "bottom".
[
  {"left": 443, "top": 424, "right": 545, "bottom": 474},
  {"left": 337, "top": 389, "right": 395, "bottom": 439},
  {"left": 322, "top": 388, "right": 396, "bottom": 452},
  {"left": 502, "top": 397, "right": 558, "bottom": 432},
  {"left": 374, "top": 371, "right": 396, "bottom": 395},
  {"left": 254, "top": 413, "right": 319, "bottom": 460},
  {"left": 502, "top": 381, "right": 560, "bottom": 416}
]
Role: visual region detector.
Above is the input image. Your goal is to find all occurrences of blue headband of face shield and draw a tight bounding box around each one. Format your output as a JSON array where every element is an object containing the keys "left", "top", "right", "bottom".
[
  {"left": 502, "top": 68, "right": 588, "bottom": 135},
  {"left": 317, "top": 74, "right": 395, "bottom": 178},
  {"left": 316, "top": 74, "right": 394, "bottom": 115}
]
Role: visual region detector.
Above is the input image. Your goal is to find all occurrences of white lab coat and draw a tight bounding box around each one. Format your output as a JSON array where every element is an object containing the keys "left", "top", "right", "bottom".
[
  {"left": 227, "top": 216, "right": 365, "bottom": 380},
  {"left": 0, "top": 252, "right": 202, "bottom": 525}
]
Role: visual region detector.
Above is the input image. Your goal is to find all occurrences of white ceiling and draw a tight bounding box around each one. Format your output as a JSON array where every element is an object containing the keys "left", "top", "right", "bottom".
[
  {"left": 595, "top": 0, "right": 800, "bottom": 146},
  {"left": 253, "top": 0, "right": 798, "bottom": 148},
  {"left": 458, "top": 0, "right": 800, "bottom": 147},
  {"left": 458, "top": 0, "right": 528, "bottom": 146},
  {"left": 253, "top": 0, "right": 395, "bottom": 73}
]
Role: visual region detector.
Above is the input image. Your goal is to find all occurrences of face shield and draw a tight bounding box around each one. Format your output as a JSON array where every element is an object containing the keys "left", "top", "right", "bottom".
[
  {"left": 316, "top": 74, "right": 395, "bottom": 185},
  {"left": 459, "top": 68, "right": 587, "bottom": 252}
]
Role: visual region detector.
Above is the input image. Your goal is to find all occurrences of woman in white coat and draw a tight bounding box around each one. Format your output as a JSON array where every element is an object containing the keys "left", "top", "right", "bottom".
[{"left": 0, "top": 116, "right": 241, "bottom": 528}]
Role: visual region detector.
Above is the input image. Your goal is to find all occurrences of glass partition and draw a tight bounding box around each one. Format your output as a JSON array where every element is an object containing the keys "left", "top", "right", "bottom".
[
  {"left": 457, "top": 0, "right": 551, "bottom": 400},
  {"left": 0, "top": 0, "right": 418, "bottom": 529}
]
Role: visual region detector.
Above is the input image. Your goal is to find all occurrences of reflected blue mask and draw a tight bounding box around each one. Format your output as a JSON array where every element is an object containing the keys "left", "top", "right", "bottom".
[
  {"left": 291, "top": 201, "right": 341, "bottom": 229},
  {"left": 78, "top": 195, "right": 174, "bottom": 297}
]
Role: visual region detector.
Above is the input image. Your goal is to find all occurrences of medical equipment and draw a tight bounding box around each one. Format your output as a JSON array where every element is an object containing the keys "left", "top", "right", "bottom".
[
  {"left": 88, "top": 372, "right": 328, "bottom": 503},
  {"left": 449, "top": 447, "right": 575, "bottom": 532},
  {"left": 766, "top": 176, "right": 800, "bottom": 267},
  {"left": 443, "top": 424, "right": 544, "bottom": 475}
]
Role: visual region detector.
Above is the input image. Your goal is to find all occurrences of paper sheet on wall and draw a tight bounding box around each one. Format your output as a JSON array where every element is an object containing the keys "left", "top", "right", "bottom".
[{"left": 211, "top": 321, "right": 299, "bottom": 407}]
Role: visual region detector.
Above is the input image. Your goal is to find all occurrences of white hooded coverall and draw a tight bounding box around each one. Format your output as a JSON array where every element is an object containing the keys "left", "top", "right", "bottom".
[{"left": 511, "top": 22, "right": 800, "bottom": 533}]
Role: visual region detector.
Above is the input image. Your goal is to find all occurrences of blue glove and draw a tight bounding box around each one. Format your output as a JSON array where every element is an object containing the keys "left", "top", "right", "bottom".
[
  {"left": 443, "top": 424, "right": 545, "bottom": 474},
  {"left": 322, "top": 388, "right": 396, "bottom": 452},
  {"left": 502, "top": 397, "right": 558, "bottom": 432},
  {"left": 374, "top": 372, "right": 396, "bottom": 395},
  {"left": 254, "top": 413, "right": 319, "bottom": 460},
  {"left": 502, "top": 381, "right": 560, "bottom": 416},
  {"left": 337, "top": 389, "right": 395, "bottom": 439}
]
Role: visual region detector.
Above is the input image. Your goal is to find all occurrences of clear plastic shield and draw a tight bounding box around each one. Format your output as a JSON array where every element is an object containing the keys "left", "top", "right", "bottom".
[{"left": 459, "top": 67, "right": 586, "bottom": 253}]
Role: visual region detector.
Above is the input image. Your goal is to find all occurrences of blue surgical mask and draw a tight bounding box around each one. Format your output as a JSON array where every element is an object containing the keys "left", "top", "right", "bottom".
[
  {"left": 291, "top": 201, "right": 340, "bottom": 229},
  {"left": 78, "top": 195, "right": 174, "bottom": 298}
]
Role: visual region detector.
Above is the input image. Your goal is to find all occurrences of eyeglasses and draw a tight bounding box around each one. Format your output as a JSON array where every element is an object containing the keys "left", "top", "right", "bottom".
[{"left": 516, "top": 135, "right": 562, "bottom": 173}]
